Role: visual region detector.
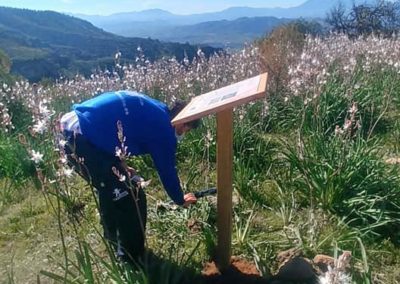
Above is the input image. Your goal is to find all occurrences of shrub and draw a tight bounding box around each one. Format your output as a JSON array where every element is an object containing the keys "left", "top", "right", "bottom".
[
  {"left": 282, "top": 133, "right": 400, "bottom": 241},
  {"left": 257, "top": 23, "right": 305, "bottom": 95},
  {"left": 0, "top": 133, "right": 34, "bottom": 184}
]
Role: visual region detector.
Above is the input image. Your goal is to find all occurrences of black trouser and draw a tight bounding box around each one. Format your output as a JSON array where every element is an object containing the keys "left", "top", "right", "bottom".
[{"left": 63, "top": 130, "right": 147, "bottom": 263}]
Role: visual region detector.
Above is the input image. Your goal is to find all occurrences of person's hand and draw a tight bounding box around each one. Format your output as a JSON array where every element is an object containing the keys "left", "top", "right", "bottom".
[{"left": 182, "top": 193, "right": 197, "bottom": 208}]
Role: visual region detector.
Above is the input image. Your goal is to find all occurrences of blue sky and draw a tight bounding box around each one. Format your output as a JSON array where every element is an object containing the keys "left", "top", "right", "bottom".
[{"left": 0, "top": 0, "right": 306, "bottom": 15}]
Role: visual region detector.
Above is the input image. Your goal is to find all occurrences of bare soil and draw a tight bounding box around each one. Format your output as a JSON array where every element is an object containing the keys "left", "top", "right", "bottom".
[{"left": 201, "top": 256, "right": 269, "bottom": 284}]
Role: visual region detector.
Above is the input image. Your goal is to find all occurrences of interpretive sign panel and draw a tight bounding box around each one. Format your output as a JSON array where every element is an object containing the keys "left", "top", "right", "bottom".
[
  {"left": 172, "top": 72, "right": 268, "bottom": 270},
  {"left": 171, "top": 72, "right": 268, "bottom": 125}
]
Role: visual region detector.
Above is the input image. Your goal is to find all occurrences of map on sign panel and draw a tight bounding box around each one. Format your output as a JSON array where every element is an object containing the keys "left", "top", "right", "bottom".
[{"left": 172, "top": 73, "right": 267, "bottom": 125}]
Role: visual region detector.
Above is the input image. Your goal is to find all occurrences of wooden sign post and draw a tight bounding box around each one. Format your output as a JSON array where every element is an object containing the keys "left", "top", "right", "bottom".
[
  {"left": 172, "top": 73, "right": 268, "bottom": 270},
  {"left": 216, "top": 109, "right": 233, "bottom": 268}
]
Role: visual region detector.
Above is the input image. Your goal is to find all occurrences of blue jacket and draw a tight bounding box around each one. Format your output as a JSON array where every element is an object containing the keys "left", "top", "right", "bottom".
[{"left": 73, "top": 91, "right": 184, "bottom": 205}]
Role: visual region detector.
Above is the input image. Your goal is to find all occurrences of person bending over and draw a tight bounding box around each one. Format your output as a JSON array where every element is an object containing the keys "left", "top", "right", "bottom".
[{"left": 60, "top": 90, "right": 199, "bottom": 263}]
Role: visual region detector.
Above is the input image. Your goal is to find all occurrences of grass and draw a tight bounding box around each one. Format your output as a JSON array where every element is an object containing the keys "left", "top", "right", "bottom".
[
  {"left": 0, "top": 187, "right": 58, "bottom": 283},
  {"left": 1, "top": 172, "right": 400, "bottom": 283}
]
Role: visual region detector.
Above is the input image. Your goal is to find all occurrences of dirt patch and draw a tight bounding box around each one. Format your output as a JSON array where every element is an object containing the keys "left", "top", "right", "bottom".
[{"left": 201, "top": 256, "right": 269, "bottom": 284}]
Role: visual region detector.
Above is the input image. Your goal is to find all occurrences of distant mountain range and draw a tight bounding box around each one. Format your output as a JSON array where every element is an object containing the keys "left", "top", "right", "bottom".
[
  {"left": 0, "top": 7, "right": 219, "bottom": 81},
  {"left": 76, "top": 0, "right": 374, "bottom": 47},
  {"left": 165, "top": 17, "right": 293, "bottom": 47},
  {"left": 0, "top": 0, "right": 377, "bottom": 81},
  {"left": 111, "top": 17, "right": 294, "bottom": 48}
]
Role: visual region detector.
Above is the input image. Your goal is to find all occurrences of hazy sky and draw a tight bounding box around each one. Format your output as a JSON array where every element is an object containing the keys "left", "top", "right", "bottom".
[{"left": 0, "top": 0, "right": 307, "bottom": 15}]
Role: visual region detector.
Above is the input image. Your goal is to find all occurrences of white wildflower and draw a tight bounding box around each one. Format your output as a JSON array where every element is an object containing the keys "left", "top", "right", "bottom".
[
  {"left": 58, "top": 139, "right": 67, "bottom": 147},
  {"left": 30, "top": 150, "right": 44, "bottom": 164},
  {"left": 343, "top": 119, "right": 352, "bottom": 131},
  {"left": 335, "top": 125, "right": 344, "bottom": 136},
  {"left": 39, "top": 103, "right": 52, "bottom": 118},
  {"left": 60, "top": 157, "right": 68, "bottom": 164},
  {"left": 32, "top": 120, "right": 47, "bottom": 134},
  {"left": 348, "top": 103, "right": 357, "bottom": 115},
  {"left": 63, "top": 167, "right": 74, "bottom": 178},
  {"left": 115, "top": 146, "right": 128, "bottom": 159},
  {"left": 118, "top": 174, "right": 126, "bottom": 182},
  {"left": 318, "top": 251, "right": 352, "bottom": 284}
]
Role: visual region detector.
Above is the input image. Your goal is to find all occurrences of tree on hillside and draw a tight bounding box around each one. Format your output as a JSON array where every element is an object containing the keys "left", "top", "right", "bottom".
[
  {"left": 327, "top": 0, "right": 400, "bottom": 37},
  {"left": 258, "top": 20, "right": 324, "bottom": 94},
  {"left": 258, "top": 24, "right": 304, "bottom": 94},
  {"left": 326, "top": 2, "right": 349, "bottom": 34}
]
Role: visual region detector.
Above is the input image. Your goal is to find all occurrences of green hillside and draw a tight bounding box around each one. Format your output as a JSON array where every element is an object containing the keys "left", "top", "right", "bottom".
[
  {"left": 0, "top": 7, "right": 218, "bottom": 82},
  {"left": 155, "top": 17, "right": 294, "bottom": 48}
]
